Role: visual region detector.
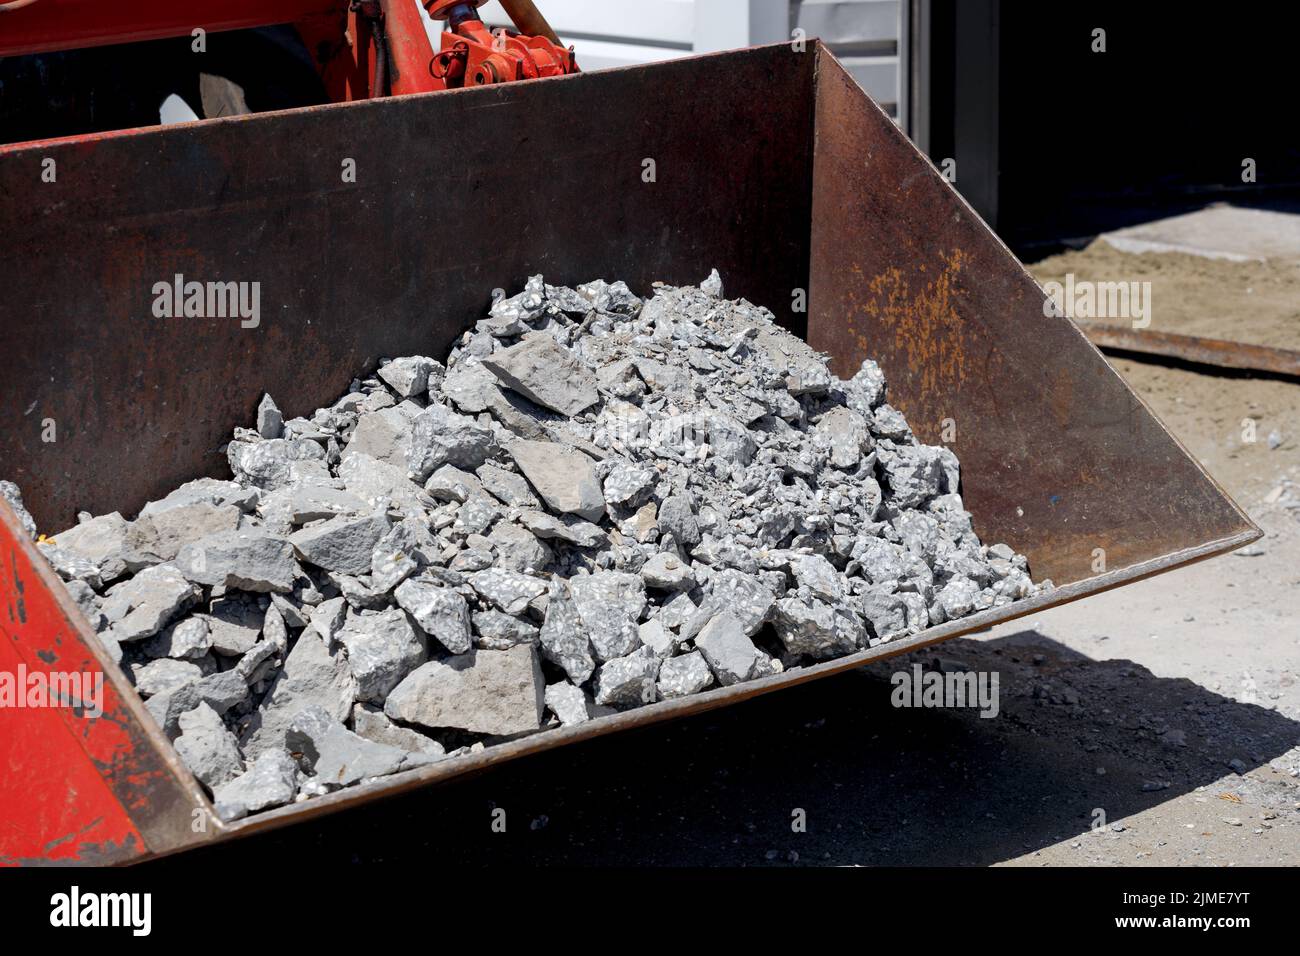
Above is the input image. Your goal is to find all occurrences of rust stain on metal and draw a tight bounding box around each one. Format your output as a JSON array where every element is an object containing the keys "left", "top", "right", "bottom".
[{"left": 846, "top": 248, "right": 980, "bottom": 396}]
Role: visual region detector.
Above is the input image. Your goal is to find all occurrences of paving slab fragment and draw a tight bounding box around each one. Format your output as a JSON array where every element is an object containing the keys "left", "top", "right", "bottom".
[
  {"left": 509, "top": 440, "right": 606, "bottom": 522},
  {"left": 290, "top": 513, "right": 391, "bottom": 576},
  {"left": 384, "top": 645, "right": 545, "bottom": 737},
  {"left": 176, "top": 529, "right": 298, "bottom": 593},
  {"left": 482, "top": 333, "right": 600, "bottom": 416},
  {"left": 695, "top": 612, "right": 766, "bottom": 686}
]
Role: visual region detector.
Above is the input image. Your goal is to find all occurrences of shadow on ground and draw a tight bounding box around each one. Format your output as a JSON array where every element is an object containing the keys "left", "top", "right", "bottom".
[{"left": 156, "top": 630, "right": 1300, "bottom": 867}]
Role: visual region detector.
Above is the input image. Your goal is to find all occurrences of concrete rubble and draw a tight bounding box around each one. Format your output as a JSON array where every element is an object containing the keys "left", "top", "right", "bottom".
[{"left": 14, "top": 271, "right": 1047, "bottom": 821}]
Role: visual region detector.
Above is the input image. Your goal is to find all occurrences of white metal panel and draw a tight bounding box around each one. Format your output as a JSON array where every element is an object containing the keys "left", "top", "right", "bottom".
[
  {"left": 794, "top": 0, "right": 899, "bottom": 45},
  {"left": 838, "top": 55, "right": 898, "bottom": 107},
  {"left": 563, "top": 38, "right": 685, "bottom": 71},
  {"left": 478, "top": 0, "right": 696, "bottom": 47}
]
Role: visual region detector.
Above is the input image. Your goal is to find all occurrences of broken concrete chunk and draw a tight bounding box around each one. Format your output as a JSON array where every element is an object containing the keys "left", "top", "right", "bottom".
[
  {"left": 640, "top": 551, "right": 696, "bottom": 591},
  {"left": 509, "top": 440, "right": 606, "bottom": 522},
  {"left": 268, "top": 486, "right": 368, "bottom": 526},
  {"left": 657, "top": 496, "right": 701, "bottom": 550},
  {"left": 593, "top": 646, "right": 660, "bottom": 707},
  {"left": 425, "top": 464, "right": 485, "bottom": 503},
  {"left": 441, "top": 360, "right": 499, "bottom": 414},
  {"left": 228, "top": 437, "right": 327, "bottom": 491},
  {"left": 100, "top": 563, "right": 201, "bottom": 642},
  {"left": 601, "top": 460, "right": 656, "bottom": 508},
  {"left": 48, "top": 512, "right": 130, "bottom": 581},
  {"left": 538, "top": 581, "right": 594, "bottom": 684},
  {"left": 708, "top": 413, "right": 758, "bottom": 467},
  {"left": 791, "top": 554, "right": 843, "bottom": 603},
  {"left": 695, "top": 612, "right": 766, "bottom": 686},
  {"left": 384, "top": 645, "right": 545, "bottom": 737},
  {"left": 39, "top": 543, "right": 104, "bottom": 590},
  {"left": 131, "top": 657, "right": 205, "bottom": 697},
  {"left": 338, "top": 452, "right": 428, "bottom": 514},
  {"left": 379, "top": 355, "right": 438, "bottom": 398},
  {"left": 242, "top": 627, "right": 356, "bottom": 759},
  {"left": 257, "top": 393, "right": 284, "bottom": 439},
  {"left": 395, "top": 576, "right": 472, "bottom": 654},
  {"left": 815, "top": 406, "right": 873, "bottom": 469},
  {"left": 370, "top": 521, "right": 424, "bottom": 593},
  {"left": 213, "top": 750, "right": 298, "bottom": 822},
  {"left": 337, "top": 607, "right": 428, "bottom": 704},
  {"left": 570, "top": 571, "right": 646, "bottom": 662},
  {"left": 707, "top": 568, "right": 775, "bottom": 637},
  {"left": 544, "top": 681, "right": 591, "bottom": 727},
  {"left": 486, "top": 520, "right": 552, "bottom": 574},
  {"left": 345, "top": 404, "right": 417, "bottom": 467},
  {"left": 0, "top": 480, "right": 37, "bottom": 538},
  {"left": 126, "top": 501, "right": 242, "bottom": 566},
  {"left": 290, "top": 512, "right": 391, "bottom": 576},
  {"left": 517, "top": 509, "right": 609, "bottom": 549},
  {"left": 203, "top": 595, "right": 265, "bottom": 656},
  {"left": 287, "top": 705, "right": 411, "bottom": 789},
  {"left": 770, "top": 596, "right": 862, "bottom": 659},
  {"left": 175, "top": 701, "right": 244, "bottom": 789},
  {"left": 176, "top": 529, "right": 297, "bottom": 593},
  {"left": 352, "top": 702, "right": 446, "bottom": 758},
  {"left": 147, "top": 669, "right": 250, "bottom": 737},
  {"left": 482, "top": 332, "right": 600, "bottom": 416},
  {"left": 407, "top": 402, "right": 495, "bottom": 481},
  {"left": 310, "top": 597, "right": 347, "bottom": 643},
  {"left": 468, "top": 567, "right": 547, "bottom": 616},
  {"left": 472, "top": 609, "right": 539, "bottom": 650},
  {"left": 637, "top": 618, "right": 677, "bottom": 657},
  {"left": 657, "top": 650, "right": 714, "bottom": 699},
  {"left": 477, "top": 463, "right": 540, "bottom": 509}
]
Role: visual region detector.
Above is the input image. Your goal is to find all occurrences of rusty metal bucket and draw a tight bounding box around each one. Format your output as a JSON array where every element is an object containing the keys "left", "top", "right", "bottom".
[{"left": 0, "top": 41, "right": 1259, "bottom": 864}]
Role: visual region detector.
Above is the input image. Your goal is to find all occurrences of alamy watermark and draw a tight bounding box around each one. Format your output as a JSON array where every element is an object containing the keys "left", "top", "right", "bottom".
[
  {"left": 0, "top": 664, "right": 103, "bottom": 717},
  {"left": 1041, "top": 273, "right": 1151, "bottom": 328},
  {"left": 152, "top": 273, "right": 260, "bottom": 328},
  {"left": 891, "top": 663, "right": 999, "bottom": 718},
  {"left": 50, "top": 886, "right": 151, "bottom": 936}
]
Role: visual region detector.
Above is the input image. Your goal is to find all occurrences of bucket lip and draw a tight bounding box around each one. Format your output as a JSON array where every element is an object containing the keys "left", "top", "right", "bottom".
[{"left": 207, "top": 523, "right": 1259, "bottom": 849}]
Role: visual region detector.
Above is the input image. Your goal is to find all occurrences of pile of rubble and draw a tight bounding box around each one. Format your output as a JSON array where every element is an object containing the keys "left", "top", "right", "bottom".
[{"left": 6, "top": 271, "right": 1048, "bottom": 821}]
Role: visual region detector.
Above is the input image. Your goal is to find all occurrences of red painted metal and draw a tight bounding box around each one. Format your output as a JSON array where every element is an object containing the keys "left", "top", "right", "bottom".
[
  {"left": 0, "top": 504, "right": 210, "bottom": 865},
  {"left": 0, "top": 0, "right": 344, "bottom": 57},
  {"left": 427, "top": 1, "right": 575, "bottom": 89}
]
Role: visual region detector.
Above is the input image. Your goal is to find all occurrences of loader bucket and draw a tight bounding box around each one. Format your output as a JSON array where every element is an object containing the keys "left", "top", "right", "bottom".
[{"left": 0, "top": 40, "right": 1258, "bottom": 864}]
